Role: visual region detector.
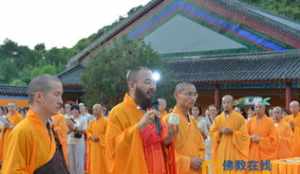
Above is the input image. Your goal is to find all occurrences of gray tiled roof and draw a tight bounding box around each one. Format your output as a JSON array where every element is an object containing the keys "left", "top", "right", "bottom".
[
  {"left": 58, "top": 64, "right": 84, "bottom": 85},
  {"left": 0, "top": 85, "right": 27, "bottom": 96},
  {"left": 65, "top": 0, "right": 300, "bottom": 68},
  {"left": 169, "top": 51, "right": 300, "bottom": 82}
]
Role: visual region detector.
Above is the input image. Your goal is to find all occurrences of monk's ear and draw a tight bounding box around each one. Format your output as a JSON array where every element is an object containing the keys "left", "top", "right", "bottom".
[
  {"left": 174, "top": 90, "right": 179, "bottom": 100},
  {"left": 128, "top": 80, "right": 136, "bottom": 90},
  {"left": 34, "top": 91, "right": 44, "bottom": 104}
]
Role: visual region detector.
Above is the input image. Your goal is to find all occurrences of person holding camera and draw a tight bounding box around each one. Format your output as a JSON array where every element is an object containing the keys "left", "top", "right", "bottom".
[{"left": 67, "top": 104, "right": 87, "bottom": 174}]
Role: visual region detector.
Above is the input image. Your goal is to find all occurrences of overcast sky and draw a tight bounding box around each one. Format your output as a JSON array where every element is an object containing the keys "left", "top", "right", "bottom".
[{"left": 0, "top": 0, "right": 150, "bottom": 49}]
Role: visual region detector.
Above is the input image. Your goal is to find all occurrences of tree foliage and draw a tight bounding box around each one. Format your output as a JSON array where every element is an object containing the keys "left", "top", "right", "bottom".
[
  {"left": 0, "top": 40, "right": 71, "bottom": 84},
  {"left": 0, "top": 5, "right": 145, "bottom": 85},
  {"left": 243, "top": 0, "right": 300, "bottom": 21},
  {"left": 81, "top": 38, "right": 175, "bottom": 108}
]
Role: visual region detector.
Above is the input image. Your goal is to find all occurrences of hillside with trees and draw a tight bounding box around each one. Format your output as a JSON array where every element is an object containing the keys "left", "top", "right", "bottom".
[
  {"left": 0, "top": 1, "right": 299, "bottom": 85},
  {"left": 242, "top": 0, "right": 300, "bottom": 21},
  {"left": 0, "top": 5, "right": 143, "bottom": 85}
]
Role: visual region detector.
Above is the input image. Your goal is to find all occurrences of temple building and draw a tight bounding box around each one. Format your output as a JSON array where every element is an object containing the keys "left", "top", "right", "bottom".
[{"left": 58, "top": 0, "right": 300, "bottom": 109}]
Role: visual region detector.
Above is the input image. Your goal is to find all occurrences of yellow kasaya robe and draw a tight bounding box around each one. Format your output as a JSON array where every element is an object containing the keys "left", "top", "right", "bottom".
[
  {"left": 274, "top": 119, "right": 293, "bottom": 159},
  {"left": 247, "top": 115, "right": 278, "bottom": 161},
  {"left": 52, "top": 113, "right": 69, "bottom": 163},
  {"left": 160, "top": 110, "right": 168, "bottom": 118},
  {"left": 105, "top": 94, "right": 149, "bottom": 174},
  {"left": 166, "top": 106, "right": 205, "bottom": 174},
  {"left": 2, "top": 110, "right": 56, "bottom": 174},
  {"left": 210, "top": 111, "right": 250, "bottom": 174},
  {"left": 86, "top": 115, "right": 107, "bottom": 174},
  {"left": 283, "top": 112, "right": 300, "bottom": 157},
  {"left": 0, "top": 112, "right": 22, "bottom": 161}
]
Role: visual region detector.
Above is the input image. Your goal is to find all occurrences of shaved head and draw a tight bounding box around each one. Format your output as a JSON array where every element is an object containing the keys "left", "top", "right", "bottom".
[
  {"left": 27, "top": 74, "right": 63, "bottom": 119},
  {"left": 126, "top": 67, "right": 151, "bottom": 85},
  {"left": 174, "top": 82, "right": 198, "bottom": 111},
  {"left": 289, "top": 100, "right": 300, "bottom": 115},
  {"left": 222, "top": 95, "right": 234, "bottom": 112},
  {"left": 273, "top": 106, "right": 283, "bottom": 121},
  {"left": 222, "top": 95, "right": 234, "bottom": 102},
  {"left": 93, "top": 103, "right": 103, "bottom": 117},
  {"left": 93, "top": 104, "right": 102, "bottom": 110},
  {"left": 27, "top": 74, "right": 62, "bottom": 104},
  {"left": 126, "top": 66, "right": 156, "bottom": 107},
  {"left": 255, "top": 103, "right": 266, "bottom": 117},
  {"left": 7, "top": 103, "right": 17, "bottom": 113},
  {"left": 7, "top": 103, "right": 17, "bottom": 109},
  {"left": 273, "top": 106, "right": 282, "bottom": 113},
  {"left": 174, "top": 82, "right": 196, "bottom": 96},
  {"left": 290, "top": 100, "right": 299, "bottom": 107}
]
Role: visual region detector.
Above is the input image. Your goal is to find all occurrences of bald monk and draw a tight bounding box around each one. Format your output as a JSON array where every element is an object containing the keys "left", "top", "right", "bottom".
[
  {"left": 247, "top": 103, "right": 278, "bottom": 161},
  {"left": 86, "top": 104, "right": 108, "bottom": 174},
  {"left": 52, "top": 110, "right": 69, "bottom": 163},
  {"left": 0, "top": 103, "right": 22, "bottom": 165},
  {"left": 210, "top": 95, "right": 249, "bottom": 173},
  {"left": 272, "top": 107, "right": 293, "bottom": 159},
  {"left": 284, "top": 100, "right": 300, "bottom": 157},
  {"left": 158, "top": 98, "right": 168, "bottom": 118},
  {"left": 164, "top": 82, "right": 205, "bottom": 174},
  {"left": 105, "top": 67, "right": 177, "bottom": 174},
  {"left": 2, "top": 75, "right": 69, "bottom": 174}
]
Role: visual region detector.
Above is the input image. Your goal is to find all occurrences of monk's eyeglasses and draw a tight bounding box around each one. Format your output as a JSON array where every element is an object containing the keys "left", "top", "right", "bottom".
[{"left": 182, "top": 92, "right": 198, "bottom": 97}]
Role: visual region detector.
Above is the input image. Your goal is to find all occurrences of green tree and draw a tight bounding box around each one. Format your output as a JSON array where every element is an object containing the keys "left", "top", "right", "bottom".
[
  {"left": 243, "top": 0, "right": 300, "bottom": 21},
  {"left": 0, "top": 5, "right": 148, "bottom": 85},
  {"left": 0, "top": 58, "right": 18, "bottom": 83},
  {"left": 81, "top": 38, "right": 175, "bottom": 108}
]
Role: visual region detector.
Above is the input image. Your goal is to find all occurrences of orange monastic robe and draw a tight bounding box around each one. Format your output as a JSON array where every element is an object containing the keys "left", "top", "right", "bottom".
[
  {"left": 274, "top": 119, "right": 293, "bottom": 159},
  {"left": 2, "top": 110, "right": 56, "bottom": 174},
  {"left": 166, "top": 106, "right": 205, "bottom": 174},
  {"left": 210, "top": 111, "right": 250, "bottom": 173},
  {"left": 247, "top": 115, "right": 278, "bottom": 160},
  {"left": 160, "top": 110, "right": 168, "bottom": 118},
  {"left": 0, "top": 112, "right": 22, "bottom": 161},
  {"left": 284, "top": 113, "right": 300, "bottom": 157},
  {"left": 87, "top": 116, "right": 108, "bottom": 174},
  {"left": 105, "top": 94, "right": 152, "bottom": 174},
  {"left": 52, "top": 113, "right": 69, "bottom": 163},
  {"left": 105, "top": 94, "right": 176, "bottom": 174}
]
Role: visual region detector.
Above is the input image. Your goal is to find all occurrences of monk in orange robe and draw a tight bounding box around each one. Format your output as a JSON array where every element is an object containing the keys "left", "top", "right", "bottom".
[
  {"left": 51, "top": 112, "right": 69, "bottom": 163},
  {"left": 284, "top": 100, "right": 300, "bottom": 157},
  {"left": 105, "top": 67, "right": 177, "bottom": 174},
  {"left": 247, "top": 102, "right": 278, "bottom": 161},
  {"left": 210, "top": 95, "right": 250, "bottom": 173},
  {"left": 0, "top": 103, "right": 22, "bottom": 164},
  {"left": 163, "top": 82, "right": 204, "bottom": 174},
  {"left": 2, "top": 75, "right": 69, "bottom": 174},
  {"left": 272, "top": 106, "right": 293, "bottom": 159},
  {"left": 86, "top": 104, "right": 108, "bottom": 174}
]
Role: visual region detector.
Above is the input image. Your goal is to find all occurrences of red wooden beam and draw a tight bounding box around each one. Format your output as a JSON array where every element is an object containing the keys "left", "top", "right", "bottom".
[
  {"left": 214, "top": 84, "right": 220, "bottom": 109},
  {"left": 285, "top": 82, "right": 292, "bottom": 110}
]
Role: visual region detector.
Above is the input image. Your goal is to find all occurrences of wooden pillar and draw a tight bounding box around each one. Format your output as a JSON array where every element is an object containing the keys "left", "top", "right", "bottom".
[
  {"left": 285, "top": 82, "right": 292, "bottom": 110},
  {"left": 214, "top": 84, "right": 220, "bottom": 109}
]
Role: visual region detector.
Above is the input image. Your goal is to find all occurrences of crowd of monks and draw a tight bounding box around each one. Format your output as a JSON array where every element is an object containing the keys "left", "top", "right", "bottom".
[{"left": 0, "top": 68, "right": 300, "bottom": 174}]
